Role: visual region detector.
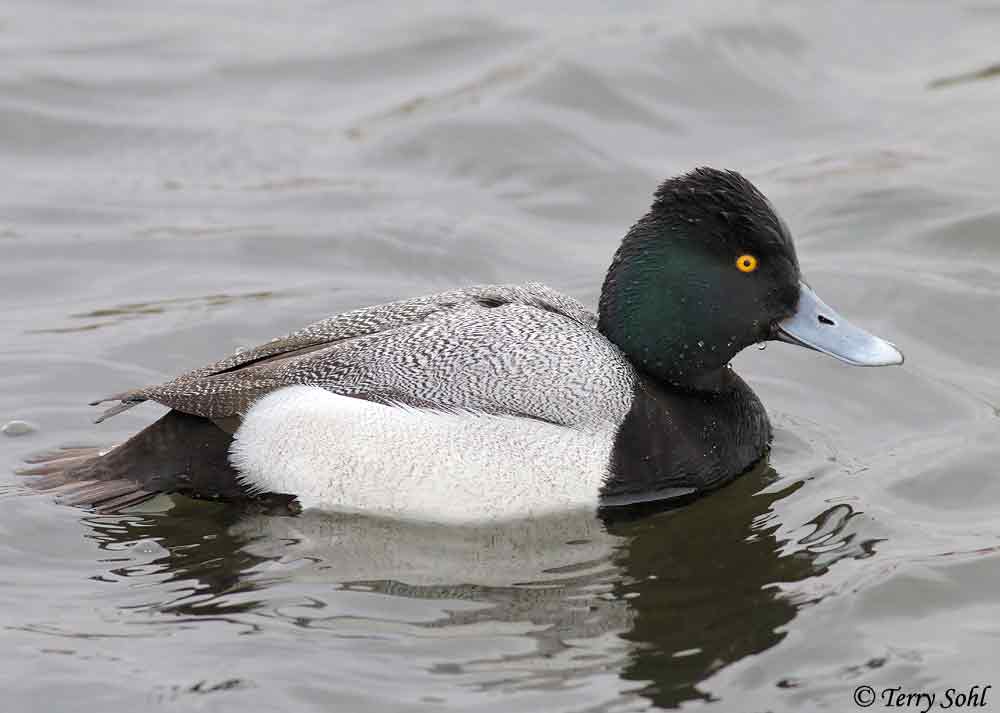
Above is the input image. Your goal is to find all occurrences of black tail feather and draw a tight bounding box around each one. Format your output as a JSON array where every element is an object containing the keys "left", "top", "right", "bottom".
[
  {"left": 19, "top": 452, "right": 156, "bottom": 511},
  {"left": 22, "top": 446, "right": 107, "bottom": 465},
  {"left": 17, "top": 450, "right": 104, "bottom": 477},
  {"left": 17, "top": 410, "right": 250, "bottom": 511}
]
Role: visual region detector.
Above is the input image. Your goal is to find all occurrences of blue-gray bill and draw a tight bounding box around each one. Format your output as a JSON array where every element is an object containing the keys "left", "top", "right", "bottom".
[{"left": 775, "top": 282, "right": 904, "bottom": 366}]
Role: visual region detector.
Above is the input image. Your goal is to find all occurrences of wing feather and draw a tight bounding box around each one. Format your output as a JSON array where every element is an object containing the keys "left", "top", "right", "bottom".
[{"left": 91, "top": 283, "right": 602, "bottom": 423}]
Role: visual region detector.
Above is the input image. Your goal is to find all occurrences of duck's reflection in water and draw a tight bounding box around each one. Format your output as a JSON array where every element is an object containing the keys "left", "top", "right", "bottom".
[
  {"left": 84, "top": 461, "right": 851, "bottom": 708},
  {"left": 606, "top": 464, "right": 816, "bottom": 708}
]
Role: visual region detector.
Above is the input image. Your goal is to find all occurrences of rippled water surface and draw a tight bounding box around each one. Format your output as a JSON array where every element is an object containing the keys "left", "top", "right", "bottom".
[{"left": 2, "top": 2, "right": 999, "bottom": 710}]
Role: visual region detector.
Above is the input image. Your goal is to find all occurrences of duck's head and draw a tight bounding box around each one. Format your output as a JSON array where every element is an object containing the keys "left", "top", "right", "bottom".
[{"left": 598, "top": 167, "right": 903, "bottom": 391}]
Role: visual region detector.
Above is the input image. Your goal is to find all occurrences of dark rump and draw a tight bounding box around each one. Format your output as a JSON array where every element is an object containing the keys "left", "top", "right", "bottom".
[{"left": 17, "top": 410, "right": 279, "bottom": 512}]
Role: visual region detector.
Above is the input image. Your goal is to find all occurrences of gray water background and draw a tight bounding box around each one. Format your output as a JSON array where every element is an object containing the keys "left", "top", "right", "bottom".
[{"left": 1, "top": 1, "right": 999, "bottom": 711}]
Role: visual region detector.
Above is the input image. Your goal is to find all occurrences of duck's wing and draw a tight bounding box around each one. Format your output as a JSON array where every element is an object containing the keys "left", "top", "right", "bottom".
[{"left": 91, "top": 282, "right": 613, "bottom": 425}]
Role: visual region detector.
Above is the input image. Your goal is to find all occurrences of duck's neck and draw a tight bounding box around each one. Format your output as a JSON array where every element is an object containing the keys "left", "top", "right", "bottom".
[
  {"left": 600, "top": 369, "right": 771, "bottom": 502},
  {"left": 597, "top": 221, "right": 737, "bottom": 394}
]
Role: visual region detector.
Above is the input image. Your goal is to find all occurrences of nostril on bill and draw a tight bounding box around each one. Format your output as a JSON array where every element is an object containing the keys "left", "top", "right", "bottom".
[{"left": 817, "top": 314, "right": 835, "bottom": 326}]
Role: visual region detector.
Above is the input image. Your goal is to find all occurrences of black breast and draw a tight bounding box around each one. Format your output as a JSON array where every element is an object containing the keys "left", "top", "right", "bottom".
[{"left": 601, "top": 372, "right": 771, "bottom": 505}]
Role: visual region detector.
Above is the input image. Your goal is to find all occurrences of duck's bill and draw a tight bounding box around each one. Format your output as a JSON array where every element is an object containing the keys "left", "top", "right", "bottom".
[{"left": 775, "top": 282, "right": 904, "bottom": 366}]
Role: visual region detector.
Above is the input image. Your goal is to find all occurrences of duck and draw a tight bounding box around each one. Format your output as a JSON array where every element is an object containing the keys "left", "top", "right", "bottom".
[{"left": 19, "top": 168, "right": 903, "bottom": 522}]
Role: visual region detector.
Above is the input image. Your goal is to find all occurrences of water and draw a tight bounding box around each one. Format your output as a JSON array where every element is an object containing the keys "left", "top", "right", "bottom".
[{"left": 2, "top": 1, "right": 999, "bottom": 710}]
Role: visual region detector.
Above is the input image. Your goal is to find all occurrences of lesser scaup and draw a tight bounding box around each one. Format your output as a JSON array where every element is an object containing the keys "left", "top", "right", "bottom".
[{"left": 20, "top": 168, "right": 902, "bottom": 521}]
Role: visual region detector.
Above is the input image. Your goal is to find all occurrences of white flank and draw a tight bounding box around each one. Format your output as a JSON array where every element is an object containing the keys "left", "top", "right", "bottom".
[{"left": 230, "top": 386, "right": 614, "bottom": 523}]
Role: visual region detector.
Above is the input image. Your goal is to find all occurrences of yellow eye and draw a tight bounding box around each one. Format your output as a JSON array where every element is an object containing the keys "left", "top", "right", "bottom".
[{"left": 736, "top": 254, "right": 758, "bottom": 273}]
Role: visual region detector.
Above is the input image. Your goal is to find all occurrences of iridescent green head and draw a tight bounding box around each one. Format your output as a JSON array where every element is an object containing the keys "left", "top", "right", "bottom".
[{"left": 598, "top": 168, "right": 901, "bottom": 392}]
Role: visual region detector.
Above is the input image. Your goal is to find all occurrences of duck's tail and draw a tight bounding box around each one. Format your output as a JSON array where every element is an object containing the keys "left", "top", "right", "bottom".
[
  {"left": 16, "top": 410, "right": 248, "bottom": 512},
  {"left": 17, "top": 445, "right": 156, "bottom": 511}
]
